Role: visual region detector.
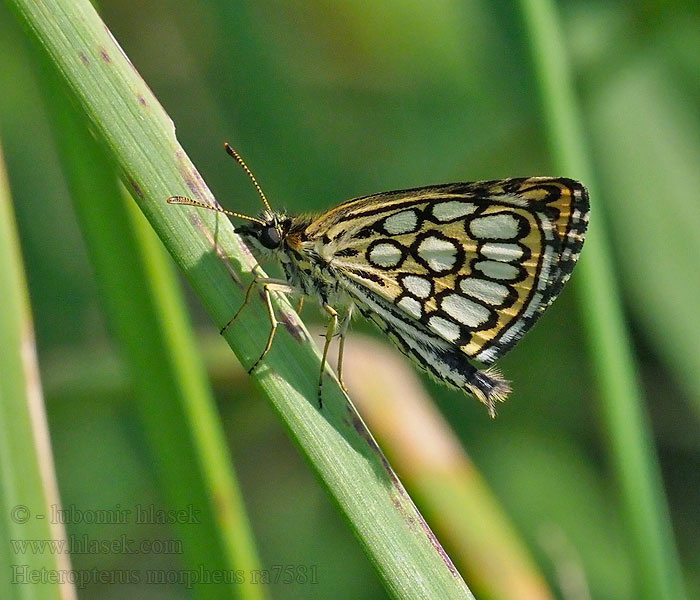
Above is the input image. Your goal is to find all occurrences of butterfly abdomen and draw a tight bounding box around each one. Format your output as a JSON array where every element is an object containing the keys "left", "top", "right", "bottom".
[{"left": 434, "top": 346, "right": 510, "bottom": 416}]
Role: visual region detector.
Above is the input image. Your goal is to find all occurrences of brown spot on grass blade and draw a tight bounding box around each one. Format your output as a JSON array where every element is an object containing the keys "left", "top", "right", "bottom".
[
  {"left": 174, "top": 150, "right": 210, "bottom": 204},
  {"left": 425, "top": 526, "right": 461, "bottom": 578},
  {"left": 126, "top": 176, "right": 144, "bottom": 198},
  {"left": 184, "top": 177, "right": 199, "bottom": 197},
  {"left": 79, "top": 52, "right": 89, "bottom": 65},
  {"left": 279, "top": 308, "right": 304, "bottom": 342}
]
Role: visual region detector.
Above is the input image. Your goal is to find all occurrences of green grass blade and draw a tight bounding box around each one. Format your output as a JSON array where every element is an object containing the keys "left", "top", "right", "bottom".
[
  {"left": 40, "top": 71, "right": 264, "bottom": 599},
  {"left": 345, "top": 336, "right": 554, "bottom": 600},
  {"left": 518, "top": 2, "right": 688, "bottom": 599},
  {"left": 590, "top": 61, "right": 700, "bottom": 414},
  {"left": 0, "top": 143, "right": 76, "bottom": 600},
  {"left": 7, "top": 1, "right": 474, "bottom": 597}
]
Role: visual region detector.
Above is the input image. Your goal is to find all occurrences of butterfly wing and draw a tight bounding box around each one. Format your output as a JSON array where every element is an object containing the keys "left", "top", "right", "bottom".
[{"left": 306, "top": 177, "right": 589, "bottom": 363}]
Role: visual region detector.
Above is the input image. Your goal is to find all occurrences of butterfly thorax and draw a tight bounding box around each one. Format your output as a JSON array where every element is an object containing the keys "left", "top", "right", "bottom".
[{"left": 237, "top": 211, "right": 351, "bottom": 307}]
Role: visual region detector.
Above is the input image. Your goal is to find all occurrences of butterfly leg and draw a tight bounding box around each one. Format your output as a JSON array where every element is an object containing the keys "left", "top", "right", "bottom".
[
  {"left": 220, "top": 277, "right": 290, "bottom": 334},
  {"left": 247, "top": 281, "right": 292, "bottom": 374},
  {"left": 296, "top": 296, "right": 304, "bottom": 314},
  {"left": 220, "top": 277, "right": 295, "bottom": 375},
  {"left": 336, "top": 334, "right": 348, "bottom": 394},
  {"left": 335, "top": 305, "right": 353, "bottom": 395},
  {"left": 317, "top": 303, "right": 341, "bottom": 408}
]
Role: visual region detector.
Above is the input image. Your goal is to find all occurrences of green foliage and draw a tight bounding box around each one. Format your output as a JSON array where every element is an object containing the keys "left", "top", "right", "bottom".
[
  {"left": 1, "top": 1, "right": 698, "bottom": 599},
  {"left": 0, "top": 147, "right": 74, "bottom": 600}
]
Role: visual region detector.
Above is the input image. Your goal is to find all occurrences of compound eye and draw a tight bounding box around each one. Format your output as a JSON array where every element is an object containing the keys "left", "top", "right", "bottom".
[{"left": 259, "top": 226, "right": 282, "bottom": 249}]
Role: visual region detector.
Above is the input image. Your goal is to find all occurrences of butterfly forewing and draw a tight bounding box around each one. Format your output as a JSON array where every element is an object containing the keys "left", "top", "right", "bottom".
[{"left": 309, "top": 177, "right": 589, "bottom": 364}]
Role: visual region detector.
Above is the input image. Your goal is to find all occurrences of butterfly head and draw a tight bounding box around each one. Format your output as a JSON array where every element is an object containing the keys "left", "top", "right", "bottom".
[
  {"left": 235, "top": 211, "right": 293, "bottom": 253},
  {"left": 168, "top": 143, "right": 299, "bottom": 255}
]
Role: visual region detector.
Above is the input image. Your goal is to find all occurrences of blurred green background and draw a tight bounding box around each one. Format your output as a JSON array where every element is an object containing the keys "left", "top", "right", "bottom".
[{"left": 1, "top": 1, "right": 699, "bottom": 599}]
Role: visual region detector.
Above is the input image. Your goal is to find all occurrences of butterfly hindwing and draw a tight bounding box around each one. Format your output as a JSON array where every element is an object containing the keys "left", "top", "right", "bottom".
[{"left": 311, "top": 177, "right": 589, "bottom": 364}]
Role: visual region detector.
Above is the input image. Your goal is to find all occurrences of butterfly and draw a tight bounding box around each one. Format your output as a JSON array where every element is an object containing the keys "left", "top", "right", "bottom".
[{"left": 168, "top": 143, "right": 589, "bottom": 416}]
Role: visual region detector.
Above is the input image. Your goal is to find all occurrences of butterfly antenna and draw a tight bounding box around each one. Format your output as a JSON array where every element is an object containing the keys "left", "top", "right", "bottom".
[
  {"left": 165, "top": 196, "right": 267, "bottom": 226},
  {"left": 224, "top": 142, "right": 272, "bottom": 213}
]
